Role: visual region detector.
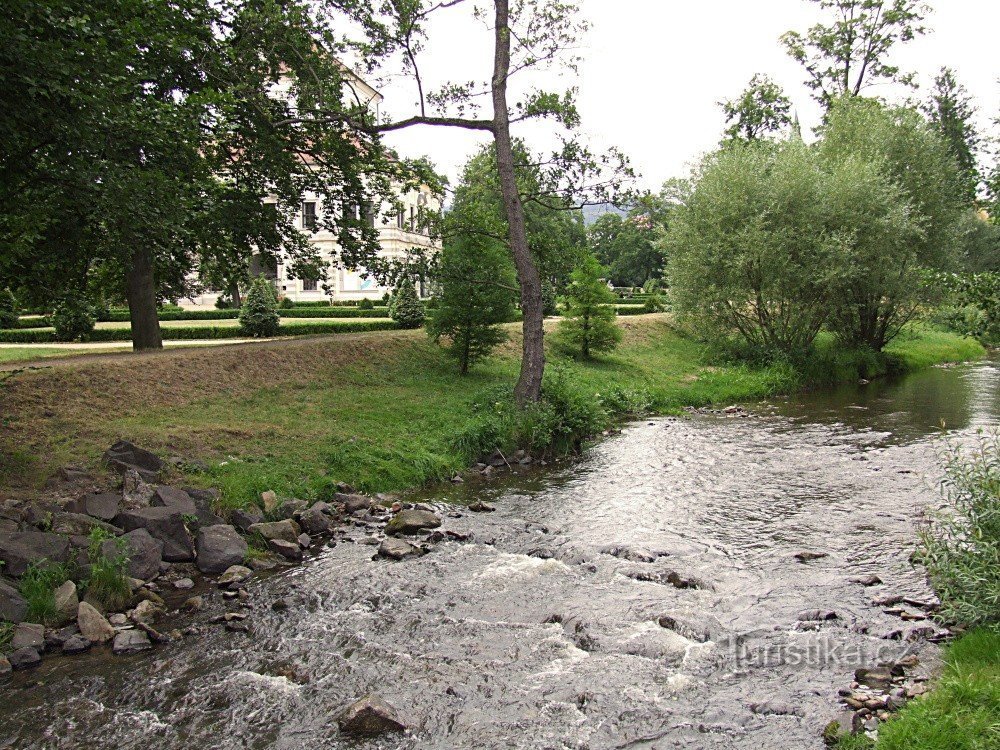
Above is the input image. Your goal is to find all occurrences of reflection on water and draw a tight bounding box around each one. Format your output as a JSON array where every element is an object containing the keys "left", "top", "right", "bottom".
[{"left": 0, "top": 358, "right": 996, "bottom": 750}]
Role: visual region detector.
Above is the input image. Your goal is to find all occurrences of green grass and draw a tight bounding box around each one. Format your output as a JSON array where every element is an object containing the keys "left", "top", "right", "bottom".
[
  {"left": 84, "top": 529, "right": 132, "bottom": 609},
  {"left": 18, "top": 561, "right": 72, "bottom": 625},
  {"left": 839, "top": 629, "right": 1000, "bottom": 750},
  {"left": 0, "top": 346, "right": 124, "bottom": 363}
]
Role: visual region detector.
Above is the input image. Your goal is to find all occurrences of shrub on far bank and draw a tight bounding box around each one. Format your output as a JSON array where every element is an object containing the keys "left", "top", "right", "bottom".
[
  {"left": 52, "top": 293, "right": 96, "bottom": 341},
  {"left": 556, "top": 254, "right": 622, "bottom": 358},
  {"left": 239, "top": 277, "right": 280, "bottom": 337},
  {"left": 0, "top": 287, "right": 17, "bottom": 329}
]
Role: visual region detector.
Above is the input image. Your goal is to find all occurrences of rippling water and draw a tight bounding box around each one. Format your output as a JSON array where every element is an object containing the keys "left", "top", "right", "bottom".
[{"left": 2, "top": 358, "right": 997, "bottom": 750}]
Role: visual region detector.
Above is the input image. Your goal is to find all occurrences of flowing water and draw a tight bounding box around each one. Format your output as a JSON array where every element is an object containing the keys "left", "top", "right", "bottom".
[{"left": 2, "top": 358, "right": 998, "bottom": 750}]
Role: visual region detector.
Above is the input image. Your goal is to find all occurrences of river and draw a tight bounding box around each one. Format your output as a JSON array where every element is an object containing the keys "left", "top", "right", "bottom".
[{"left": 2, "top": 358, "right": 997, "bottom": 749}]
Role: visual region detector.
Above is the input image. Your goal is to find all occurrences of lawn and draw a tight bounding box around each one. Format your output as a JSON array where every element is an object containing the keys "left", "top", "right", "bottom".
[
  {"left": 0, "top": 346, "right": 125, "bottom": 363},
  {"left": 0, "top": 315, "right": 984, "bottom": 507}
]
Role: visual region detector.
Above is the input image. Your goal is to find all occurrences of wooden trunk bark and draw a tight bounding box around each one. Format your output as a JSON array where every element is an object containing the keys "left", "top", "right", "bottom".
[
  {"left": 125, "top": 246, "right": 163, "bottom": 351},
  {"left": 492, "top": 0, "right": 545, "bottom": 404}
]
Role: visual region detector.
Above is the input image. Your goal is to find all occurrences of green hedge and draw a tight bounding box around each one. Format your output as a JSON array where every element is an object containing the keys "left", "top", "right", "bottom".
[
  {"left": 95, "top": 307, "right": 388, "bottom": 322},
  {"left": 0, "top": 319, "right": 400, "bottom": 343}
]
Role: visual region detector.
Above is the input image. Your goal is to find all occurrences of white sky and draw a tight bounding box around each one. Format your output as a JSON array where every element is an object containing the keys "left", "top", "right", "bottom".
[{"left": 376, "top": 0, "right": 1000, "bottom": 192}]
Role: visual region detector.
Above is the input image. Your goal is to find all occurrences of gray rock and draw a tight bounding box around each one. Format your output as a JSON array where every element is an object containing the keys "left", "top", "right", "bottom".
[
  {"left": 116, "top": 507, "right": 194, "bottom": 562},
  {"left": 53, "top": 580, "right": 79, "bottom": 625},
  {"left": 62, "top": 635, "right": 92, "bottom": 655},
  {"left": 182, "top": 595, "right": 204, "bottom": 612},
  {"left": 385, "top": 509, "right": 441, "bottom": 536},
  {"left": 11, "top": 623, "right": 45, "bottom": 650},
  {"left": 0, "top": 577, "right": 28, "bottom": 622},
  {"left": 8, "top": 647, "right": 41, "bottom": 670},
  {"left": 121, "top": 469, "right": 156, "bottom": 507},
  {"left": 338, "top": 695, "right": 410, "bottom": 735},
  {"left": 0, "top": 656, "right": 10, "bottom": 675},
  {"left": 103, "top": 440, "right": 164, "bottom": 482},
  {"left": 230, "top": 506, "right": 264, "bottom": 533},
  {"left": 112, "top": 629, "right": 152, "bottom": 655},
  {"left": 274, "top": 499, "right": 308, "bottom": 520},
  {"left": 468, "top": 501, "right": 495, "bottom": 513},
  {"left": 45, "top": 625, "right": 79, "bottom": 649},
  {"left": 217, "top": 565, "right": 252, "bottom": 586},
  {"left": 183, "top": 488, "right": 226, "bottom": 527},
  {"left": 749, "top": 701, "right": 805, "bottom": 717},
  {"left": 297, "top": 533, "right": 311, "bottom": 548},
  {"left": 268, "top": 538, "right": 303, "bottom": 561},
  {"left": 297, "top": 506, "right": 331, "bottom": 535},
  {"left": 794, "top": 551, "right": 829, "bottom": 562},
  {"left": 195, "top": 525, "right": 248, "bottom": 574},
  {"left": 151, "top": 486, "right": 197, "bottom": 515},
  {"left": 850, "top": 574, "right": 883, "bottom": 586},
  {"left": 247, "top": 519, "right": 301, "bottom": 544},
  {"left": 22, "top": 503, "right": 56, "bottom": 529},
  {"left": 378, "top": 538, "right": 419, "bottom": 560},
  {"left": 261, "top": 490, "right": 280, "bottom": 514},
  {"left": 856, "top": 667, "right": 893, "bottom": 690},
  {"left": 66, "top": 493, "right": 121, "bottom": 522},
  {"left": 77, "top": 601, "right": 115, "bottom": 643},
  {"left": 173, "top": 577, "right": 194, "bottom": 590},
  {"left": 0, "top": 532, "right": 72, "bottom": 576},
  {"left": 129, "top": 599, "right": 163, "bottom": 625},
  {"left": 336, "top": 493, "right": 371, "bottom": 513},
  {"left": 49, "top": 512, "right": 121, "bottom": 538},
  {"left": 797, "top": 609, "right": 839, "bottom": 622},
  {"left": 102, "top": 528, "right": 164, "bottom": 580}
]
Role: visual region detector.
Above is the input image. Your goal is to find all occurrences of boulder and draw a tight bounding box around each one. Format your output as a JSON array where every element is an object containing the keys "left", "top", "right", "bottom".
[
  {"left": 217, "top": 565, "right": 252, "bottom": 586},
  {"left": 112, "top": 629, "right": 152, "bottom": 655},
  {"left": 230, "top": 506, "right": 264, "bottom": 533},
  {"left": 44, "top": 625, "right": 79, "bottom": 649},
  {"left": 336, "top": 493, "right": 371, "bottom": 513},
  {"left": 260, "top": 490, "right": 280, "bottom": 514},
  {"left": 128, "top": 599, "right": 163, "bottom": 625},
  {"left": 22, "top": 503, "right": 57, "bottom": 529},
  {"left": 247, "top": 519, "right": 301, "bottom": 544},
  {"left": 378, "top": 538, "right": 419, "bottom": 560},
  {"left": 195, "top": 525, "right": 248, "bottom": 574},
  {"left": 7, "top": 647, "right": 41, "bottom": 671},
  {"left": 122, "top": 469, "right": 156, "bottom": 507},
  {"left": 297, "top": 533, "right": 311, "bottom": 548},
  {"left": 103, "top": 440, "right": 164, "bottom": 482},
  {"left": 102, "top": 528, "right": 163, "bottom": 581},
  {"left": 183, "top": 488, "right": 226, "bottom": 527},
  {"left": 49, "top": 512, "right": 121, "bottom": 538},
  {"left": 53, "top": 580, "right": 79, "bottom": 625},
  {"left": 0, "top": 532, "right": 72, "bottom": 576},
  {"left": 11, "top": 623, "right": 45, "bottom": 651},
  {"left": 182, "top": 595, "right": 204, "bottom": 612},
  {"left": 116, "top": 507, "right": 194, "bottom": 562},
  {"left": 77, "top": 601, "right": 115, "bottom": 643},
  {"left": 296, "top": 506, "right": 331, "bottom": 535},
  {"left": 173, "top": 577, "right": 194, "bottom": 590},
  {"left": 65, "top": 493, "right": 120, "bottom": 522},
  {"left": 267, "top": 538, "right": 303, "bottom": 561},
  {"left": 150, "top": 486, "right": 197, "bottom": 515},
  {"left": 62, "top": 634, "right": 92, "bottom": 655},
  {"left": 0, "top": 577, "right": 28, "bottom": 623},
  {"left": 338, "top": 695, "right": 410, "bottom": 735},
  {"left": 385, "top": 509, "right": 442, "bottom": 536}
]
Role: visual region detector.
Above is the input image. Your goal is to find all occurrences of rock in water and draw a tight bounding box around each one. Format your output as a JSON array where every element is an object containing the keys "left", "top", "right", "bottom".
[
  {"left": 217, "top": 565, "right": 253, "bottom": 586},
  {"left": 10, "top": 623, "right": 44, "bottom": 651},
  {"left": 794, "top": 551, "right": 829, "bottom": 562},
  {"left": 336, "top": 493, "right": 371, "bottom": 513},
  {"left": 378, "top": 538, "right": 419, "bottom": 560},
  {"left": 385, "top": 509, "right": 441, "bottom": 536},
  {"left": 338, "top": 695, "right": 410, "bottom": 735},
  {"left": 62, "top": 635, "right": 92, "bottom": 655},
  {"left": 53, "top": 580, "right": 79, "bottom": 625},
  {"left": 246, "top": 519, "right": 301, "bottom": 544},
  {"left": 196, "top": 525, "right": 248, "bottom": 574},
  {"left": 8, "top": 647, "right": 41, "bottom": 671},
  {"left": 112, "top": 629, "right": 152, "bottom": 655},
  {"left": 297, "top": 506, "right": 330, "bottom": 535},
  {"left": 268, "top": 538, "right": 303, "bottom": 561},
  {"left": 77, "top": 601, "right": 115, "bottom": 643}
]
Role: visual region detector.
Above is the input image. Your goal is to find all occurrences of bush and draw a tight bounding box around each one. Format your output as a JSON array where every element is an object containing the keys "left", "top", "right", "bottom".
[
  {"left": 358, "top": 298, "right": 375, "bottom": 310},
  {"left": 215, "top": 294, "right": 233, "bottom": 309},
  {"left": 0, "top": 287, "right": 18, "bottom": 329},
  {"left": 556, "top": 254, "right": 622, "bottom": 358},
  {"left": 541, "top": 280, "right": 559, "bottom": 317},
  {"left": 278, "top": 296, "right": 294, "bottom": 309},
  {"left": 239, "top": 276, "right": 281, "bottom": 337},
  {"left": 51, "top": 293, "right": 96, "bottom": 341},
  {"left": 19, "top": 560, "right": 71, "bottom": 625},
  {"left": 389, "top": 278, "right": 425, "bottom": 329},
  {"left": 919, "top": 433, "right": 1000, "bottom": 628},
  {"left": 85, "top": 528, "right": 132, "bottom": 610}
]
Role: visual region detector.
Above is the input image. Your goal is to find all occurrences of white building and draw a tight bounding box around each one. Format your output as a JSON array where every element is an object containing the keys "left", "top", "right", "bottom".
[{"left": 187, "top": 67, "right": 441, "bottom": 307}]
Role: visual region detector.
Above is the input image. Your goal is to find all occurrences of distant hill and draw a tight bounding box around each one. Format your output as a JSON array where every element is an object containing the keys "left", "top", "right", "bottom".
[{"left": 581, "top": 202, "right": 628, "bottom": 226}]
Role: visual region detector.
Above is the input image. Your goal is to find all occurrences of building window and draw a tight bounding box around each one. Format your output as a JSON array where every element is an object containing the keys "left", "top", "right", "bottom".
[
  {"left": 396, "top": 204, "right": 405, "bottom": 229},
  {"left": 302, "top": 201, "right": 317, "bottom": 230},
  {"left": 302, "top": 278, "right": 318, "bottom": 292}
]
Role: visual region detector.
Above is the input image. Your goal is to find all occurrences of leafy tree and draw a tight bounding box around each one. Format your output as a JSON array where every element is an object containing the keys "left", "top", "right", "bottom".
[
  {"left": 52, "top": 293, "right": 97, "bottom": 342},
  {"left": 557, "top": 255, "right": 622, "bottom": 358},
  {"left": 0, "top": 288, "right": 16, "bottom": 329},
  {"left": 427, "top": 232, "right": 517, "bottom": 374},
  {"left": 239, "top": 276, "right": 281, "bottom": 338},
  {"left": 923, "top": 68, "right": 981, "bottom": 204},
  {"left": 588, "top": 212, "right": 663, "bottom": 288},
  {"left": 720, "top": 74, "right": 793, "bottom": 142},
  {"left": 330, "top": 0, "right": 633, "bottom": 403},
  {"left": 389, "top": 278, "right": 425, "bottom": 330},
  {"left": 954, "top": 211, "right": 1000, "bottom": 274},
  {"left": 781, "top": 0, "right": 929, "bottom": 109}
]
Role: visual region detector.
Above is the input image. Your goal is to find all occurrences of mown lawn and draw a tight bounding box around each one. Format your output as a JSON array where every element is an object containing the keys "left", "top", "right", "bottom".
[
  {"left": 0, "top": 346, "right": 125, "bottom": 363},
  {"left": 0, "top": 315, "right": 983, "bottom": 506}
]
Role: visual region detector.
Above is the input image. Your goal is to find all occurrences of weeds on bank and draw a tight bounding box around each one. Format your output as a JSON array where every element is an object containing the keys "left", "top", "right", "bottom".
[
  {"left": 84, "top": 528, "right": 132, "bottom": 610},
  {"left": 18, "top": 560, "right": 71, "bottom": 625}
]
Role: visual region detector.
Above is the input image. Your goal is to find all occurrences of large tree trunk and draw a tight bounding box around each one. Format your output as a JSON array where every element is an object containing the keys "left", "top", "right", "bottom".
[
  {"left": 125, "top": 246, "right": 163, "bottom": 351},
  {"left": 228, "top": 279, "right": 242, "bottom": 309},
  {"left": 492, "top": 0, "right": 544, "bottom": 404}
]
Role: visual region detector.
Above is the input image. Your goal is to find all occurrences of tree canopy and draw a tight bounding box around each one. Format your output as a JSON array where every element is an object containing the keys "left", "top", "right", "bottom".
[{"left": 720, "top": 74, "right": 794, "bottom": 142}]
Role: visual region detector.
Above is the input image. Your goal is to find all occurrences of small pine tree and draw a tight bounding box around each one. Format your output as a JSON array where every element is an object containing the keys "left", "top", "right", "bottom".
[
  {"left": 239, "top": 276, "right": 281, "bottom": 337},
  {"left": 0, "top": 288, "right": 17, "bottom": 329},
  {"left": 541, "top": 280, "right": 559, "bottom": 317},
  {"left": 389, "top": 277, "right": 425, "bottom": 329},
  {"left": 427, "top": 238, "right": 516, "bottom": 374},
  {"left": 557, "top": 254, "right": 622, "bottom": 358},
  {"left": 52, "top": 292, "right": 96, "bottom": 342}
]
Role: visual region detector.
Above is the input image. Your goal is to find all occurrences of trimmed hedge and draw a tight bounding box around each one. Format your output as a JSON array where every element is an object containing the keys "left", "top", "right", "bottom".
[
  {"left": 95, "top": 307, "right": 389, "bottom": 322},
  {"left": 0, "top": 319, "right": 400, "bottom": 343}
]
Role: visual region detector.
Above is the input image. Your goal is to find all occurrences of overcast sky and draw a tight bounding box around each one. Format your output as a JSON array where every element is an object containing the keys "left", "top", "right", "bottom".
[{"left": 376, "top": 0, "right": 1000, "bottom": 193}]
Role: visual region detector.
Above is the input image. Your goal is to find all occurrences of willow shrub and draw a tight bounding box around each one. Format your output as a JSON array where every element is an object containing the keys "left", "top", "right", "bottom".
[{"left": 919, "top": 433, "right": 1000, "bottom": 628}]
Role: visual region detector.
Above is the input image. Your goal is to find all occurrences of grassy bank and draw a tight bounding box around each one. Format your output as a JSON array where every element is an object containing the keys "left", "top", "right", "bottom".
[{"left": 0, "top": 315, "right": 983, "bottom": 507}]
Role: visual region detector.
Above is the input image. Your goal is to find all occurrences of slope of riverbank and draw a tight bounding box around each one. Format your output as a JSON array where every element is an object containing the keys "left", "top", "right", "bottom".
[{"left": 0, "top": 315, "right": 984, "bottom": 507}]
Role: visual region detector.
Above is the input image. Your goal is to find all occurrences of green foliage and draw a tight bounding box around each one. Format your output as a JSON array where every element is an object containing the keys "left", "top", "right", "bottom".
[
  {"left": 84, "top": 527, "right": 132, "bottom": 610},
  {"left": 0, "top": 288, "right": 17, "bottom": 329},
  {"left": 0, "top": 621, "right": 13, "bottom": 651},
  {"left": 278, "top": 296, "right": 294, "bottom": 310},
  {"left": 427, "top": 232, "right": 516, "bottom": 374},
  {"left": 51, "top": 292, "right": 96, "bottom": 342},
  {"left": 930, "top": 271, "right": 1000, "bottom": 345},
  {"left": 556, "top": 254, "right": 622, "bottom": 358},
  {"left": 954, "top": 211, "right": 1000, "bottom": 274},
  {"left": 721, "top": 73, "right": 793, "bottom": 142},
  {"left": 919, "top": 433, "right": 1000, "bottom": 628},
  {"left": 923, "top": 67, "right": 981, "bottom": 204},
  {"left": 239, "top": 276, "right": 281, "bottom": 337},
  {"left": 19, "top": 560, "right": 71, "bottom": 625},
  {"left": 358, "top": 298, "right": 375, "bottom": 310},
  {"left": 389, "top": 278, "right": 425, "bottom": 329},
  {"left": 541, "top": 280, "right": 559, "bottom": 317}
]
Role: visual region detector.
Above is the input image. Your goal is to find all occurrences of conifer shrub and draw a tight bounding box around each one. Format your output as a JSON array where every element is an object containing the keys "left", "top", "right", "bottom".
[
  {"left": 239, "top": 276, "right": 281, "bottom": 337},
  {"left": 556, "top": 254, "right": 622, "bottom": 358},
  {"left": 389, "top": 278, "right": 425, "bottom": 329}
]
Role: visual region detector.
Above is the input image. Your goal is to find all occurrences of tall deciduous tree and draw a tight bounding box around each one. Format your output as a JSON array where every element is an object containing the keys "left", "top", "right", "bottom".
[
  {"left": 923, "top": 67, "right": 981, "bottom": 204},
  {"left": 781, "top": 0, "right": 929, "bottom": 109},
  {"left": 329, "top": 0, "right": 632, "bottom": 403},
  {"left": 720, "top": 74, "right": 793, "bottom": 142}
]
